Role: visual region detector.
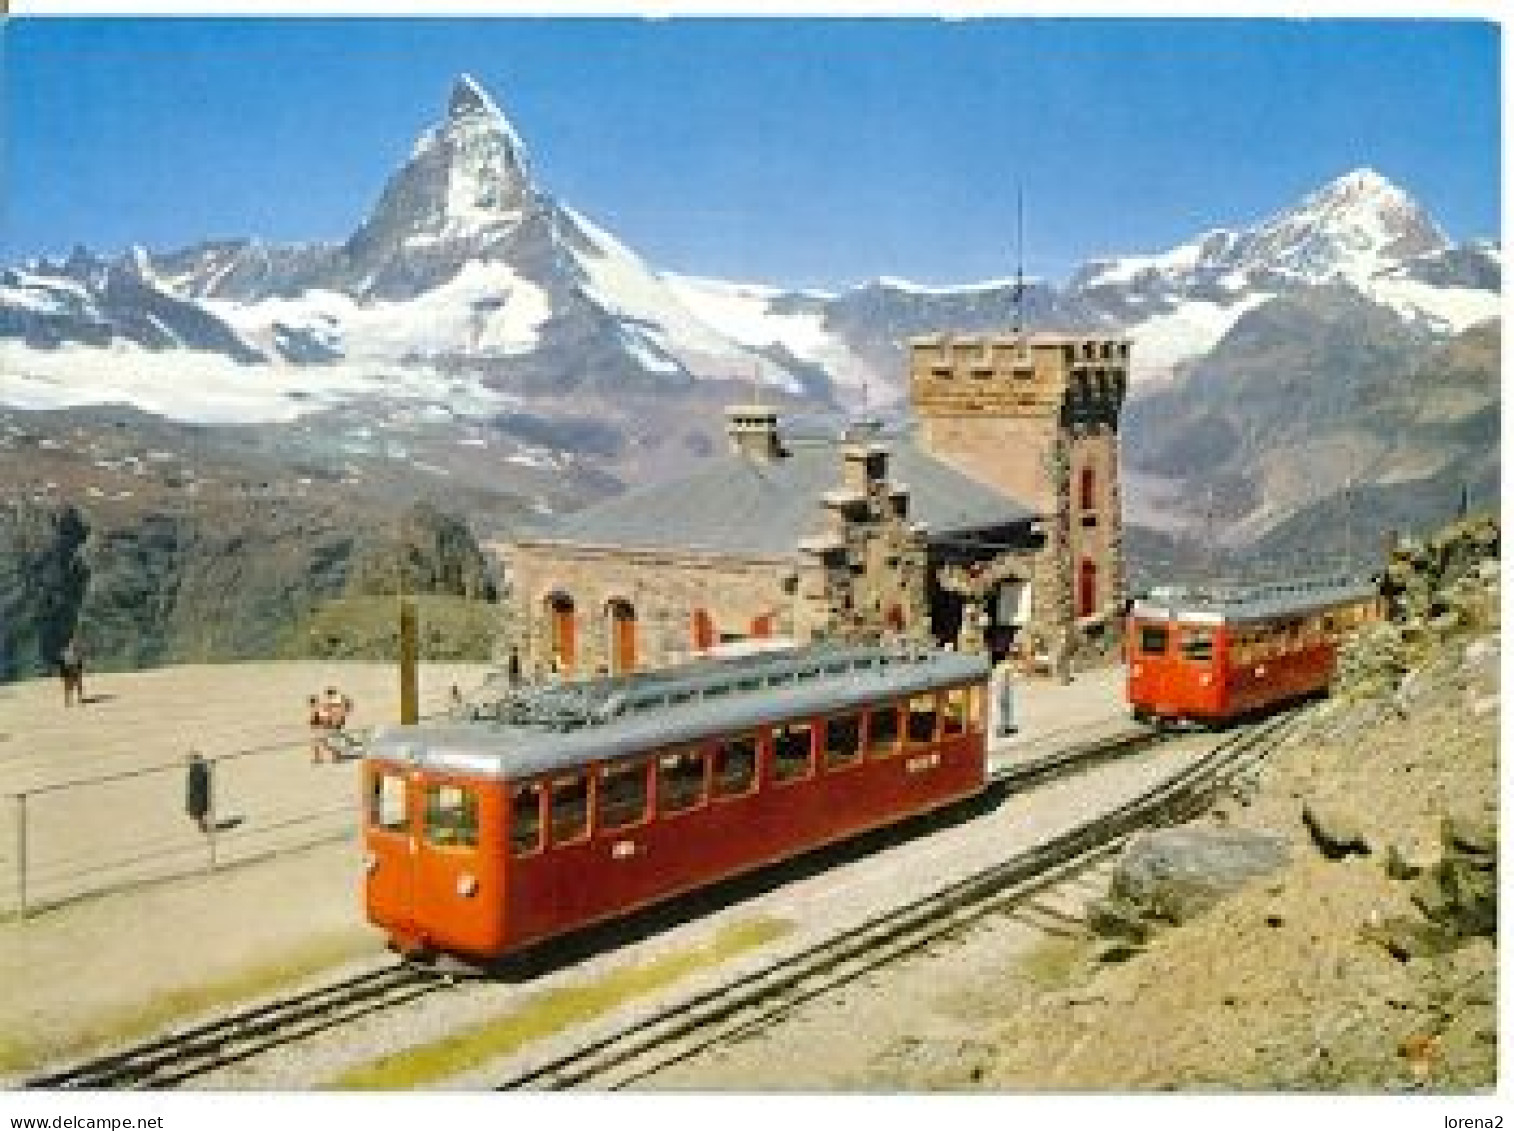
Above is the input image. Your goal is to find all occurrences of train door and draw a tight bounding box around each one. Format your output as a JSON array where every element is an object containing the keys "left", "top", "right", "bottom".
[{"left": 365, "top": 762, "right": 421, "bottom": 948}]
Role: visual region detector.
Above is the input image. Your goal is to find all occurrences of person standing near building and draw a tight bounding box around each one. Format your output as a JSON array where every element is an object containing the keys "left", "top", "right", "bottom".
[{"left": 992, "top": 657, "right": 1017, "bottom": 738}]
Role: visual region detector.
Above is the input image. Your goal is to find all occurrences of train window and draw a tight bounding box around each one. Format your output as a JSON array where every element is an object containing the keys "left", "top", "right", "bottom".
[
  {"left": 866, "top": 705, "right": 901, "bottom": 757},
  {"left": 1181, "top": 630, "right": 1214, "bottom": 663},
  {"left": 907, "top": 694, "right": 941, "bottom": 744},
  {"left": 425, "top": 783, "right": 479, "bottom": 849},
  {"left": 771, "top": 722, "right": 815, "bottom": 783},
  {"left": 658, "top": 747, "right": 708, "bottom": 815},
  {"left": 369, "top": 772, "right": 407, "bottom": 833},
  {"left": 511, "top": 783, "right": 544, "bottom": 856},
  {"left": 597, "top": 759, "right": 650, "bottom": 832},
  {"left": 967, "top": 686, "right": 984, "bottom": 731},
  {"left": 549, "top": 775, "right": 590, "bottom": 846},
  {"left": 823, "top": 714, "right": 862, "bottom": 769},
  {"left": 1139, "top": 626, "right": 1169, "bottom": 655},
  {"left": 942, "top": 687, "right": 971, "bottom": 736},
  {"left": 712, "top": 734, "right": 758, "bottom": 799}
]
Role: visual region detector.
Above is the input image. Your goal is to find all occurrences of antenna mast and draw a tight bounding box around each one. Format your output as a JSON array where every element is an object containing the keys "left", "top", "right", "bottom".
[{"left": 1012, "top": 184, "right": 1026, "bottom": 338}]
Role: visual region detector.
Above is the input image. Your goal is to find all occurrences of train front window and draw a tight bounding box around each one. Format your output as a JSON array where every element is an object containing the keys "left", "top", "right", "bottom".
[
  {"left": 1139, "top": 626, "right": 1169, "bottom": 655},
  {"left": 824, "top": 714, "right": 862, "bottom": 769},
  {"left": 1181, "top": 630, "right": 1214, "bottom": 662},
  {"left": 511, "top": 783, "right": 544, "bottom": 857},
  {"left": 370, "top": 771, "right": 407, "bottom": 833},
  {"left": 867, "top": 705, "right": 901, "bottom": 757},
  {"left": 658, "top": 747, "right": 708, "bottom": 815},
  {"left": 424, "top": 783, "right": 479, "bottom": 848},
  {"left": 771, "top": 722, "right": 815, "bottom": 783},
  {"left": 907, "top": 693, "right": 940, "bottom": 744},
  {"left": 550, "top": 775, "right": 590, "bottom": 846},
  {"left": 597, "top": 759, "right": 650, "bottom": 831},
  {"left": 712, "top": 734, "right": 758, "bottom": 799},
  {"left": 942, "top": 687, "right": 971, "bottom": 736}
]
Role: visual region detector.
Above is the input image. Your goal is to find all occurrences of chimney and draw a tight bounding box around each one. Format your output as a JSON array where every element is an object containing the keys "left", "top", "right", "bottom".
[{"left": 725, "top": 404, "right": 783, "bottom": 461}]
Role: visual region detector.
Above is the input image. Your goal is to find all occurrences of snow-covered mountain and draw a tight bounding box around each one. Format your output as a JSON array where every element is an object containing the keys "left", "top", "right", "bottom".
[
  {"left": 1069, "top": 168, "right": 1499, "bottom": 377},
  {"left": 0, "top": 75, "right": 1500, "bottom": 426}
]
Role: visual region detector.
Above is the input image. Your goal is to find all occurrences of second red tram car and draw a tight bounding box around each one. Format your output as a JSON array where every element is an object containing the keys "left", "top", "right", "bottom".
[
  {"left": 1126, "top": 575, "right": 1379, "bottom": 726},
  {"left": 363, "top": 643, "right": 990, "bottom": 964}
]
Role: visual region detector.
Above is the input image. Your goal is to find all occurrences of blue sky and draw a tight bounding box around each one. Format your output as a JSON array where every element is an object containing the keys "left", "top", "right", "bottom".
[{"left": 3, "top": 17, "right": 1500, "bottom": 288}]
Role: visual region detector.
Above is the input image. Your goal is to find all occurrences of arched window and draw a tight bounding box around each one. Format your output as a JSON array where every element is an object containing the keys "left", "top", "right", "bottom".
[
  {"left": 885, "top": 603, "right": 905, "bottom": 631},
  {"left": 607, "top": 599, "right": 636, "bottom": 675},
  {"left": 547, "top": 592, "right": 576, "bottom": 674},
  {"left": 750, "top": 613, "right": 774, "bottom": 639},
  {"left": 1078, "top": 559, "right": 1098, "bottom": 619},
  {"left": 1079, "top": 466, "right": 1097, "bottom": 513},
  {"left": 691, "top": 608, "right": 715, "bottom": 652}
]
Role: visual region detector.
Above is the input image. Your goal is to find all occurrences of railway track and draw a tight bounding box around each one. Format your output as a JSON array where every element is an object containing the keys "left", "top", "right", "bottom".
[
  {"left": 493, "top": 709, "right": 1304, "bottom": 1090},
  {"left": 20, "top": 709, "right": 1296, "bottom": 1091},
  {"left": 22, "top": 963, "right": 451, "bottom": 1089}
]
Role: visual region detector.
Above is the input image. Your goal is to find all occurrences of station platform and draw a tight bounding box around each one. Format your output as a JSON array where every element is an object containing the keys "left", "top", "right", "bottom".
[{"left": 0, "top": 659, "right": 1130, "bottom": 1079}]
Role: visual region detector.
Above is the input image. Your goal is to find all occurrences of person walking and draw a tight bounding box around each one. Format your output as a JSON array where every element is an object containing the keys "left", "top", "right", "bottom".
[
  {"left": 59, "top": 637, "right": 85, "bottom": 708},
  {"left": 186, "top": 752, "right": 212, "bottom": 834},
  {"left": 992, "top": 657, "right": 1018, "bottom": 738}
]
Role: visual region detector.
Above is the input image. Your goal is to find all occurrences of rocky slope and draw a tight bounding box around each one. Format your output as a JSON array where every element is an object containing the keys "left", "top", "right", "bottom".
[
  {"left": 0, "top": 496, "right": 500, "bottom": 679},
  {"left": 1126, "top": 303, "right": 1498, "bottom": 561},
  {"left": 982, "top": 519, "right": 1499, "bottom": 1091}
]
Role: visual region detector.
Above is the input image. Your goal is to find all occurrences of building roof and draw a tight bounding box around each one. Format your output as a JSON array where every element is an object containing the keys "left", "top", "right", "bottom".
[{"left": 530, "top": 438, "right": 1038, "bottom": 556}]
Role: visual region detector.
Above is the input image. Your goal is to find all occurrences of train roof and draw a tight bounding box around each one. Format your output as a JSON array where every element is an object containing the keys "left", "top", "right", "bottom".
[
  {"left": 1129, "top": 574, "right": 1378, "bottom": 627},
  {"left": 366, "top": 642, "right": 991, "bottom": 781}
]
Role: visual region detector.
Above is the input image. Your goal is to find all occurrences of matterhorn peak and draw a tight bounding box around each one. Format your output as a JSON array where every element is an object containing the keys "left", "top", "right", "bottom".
[
  {"left": 448, "top": 73, "right": 504, "bottom": 122},
  {"left": 341, "top": 73, "right": 540, "bottom": 297}
]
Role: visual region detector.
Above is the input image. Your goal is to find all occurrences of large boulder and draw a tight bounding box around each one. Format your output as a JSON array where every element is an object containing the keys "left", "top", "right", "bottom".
[
  {"left": 1108, "top": 826, "right": 1290, "bottom": 925},
  {"left": 1302, "top": 799, "right": 1372, "bottom": 860}
]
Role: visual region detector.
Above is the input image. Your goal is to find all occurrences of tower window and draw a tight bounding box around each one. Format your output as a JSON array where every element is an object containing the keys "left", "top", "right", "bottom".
[{"left": 1080, "top": 466, "right": 1097, "bottom": 512}]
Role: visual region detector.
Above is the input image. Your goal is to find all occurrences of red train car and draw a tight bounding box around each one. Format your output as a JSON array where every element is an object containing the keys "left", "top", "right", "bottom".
[
  {"left": 363, "top": 643, "right": 990, "bottom": 964},
  {"left": 1126, "top": 575, "right": 1380, "bottom": 726}
]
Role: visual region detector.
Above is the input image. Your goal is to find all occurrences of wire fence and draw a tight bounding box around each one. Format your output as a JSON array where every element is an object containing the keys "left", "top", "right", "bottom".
[{"left": 1, "top": 728, "right": 372, "bottom": 919}]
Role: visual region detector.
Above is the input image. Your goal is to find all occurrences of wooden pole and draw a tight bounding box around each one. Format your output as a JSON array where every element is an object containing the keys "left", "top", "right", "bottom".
[{"left": 399, "top": 597, "right": 419, "bottom": 725}]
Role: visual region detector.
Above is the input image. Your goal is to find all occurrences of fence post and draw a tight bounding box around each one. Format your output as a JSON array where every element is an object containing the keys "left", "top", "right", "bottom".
[{"left": 14, "top": 792, "right": 27, "bottom": 919}]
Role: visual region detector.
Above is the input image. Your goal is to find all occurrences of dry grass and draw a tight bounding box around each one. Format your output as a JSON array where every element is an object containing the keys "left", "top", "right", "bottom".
[{"left": 331, "top": 916, "right": 793, "bottom": 1089}]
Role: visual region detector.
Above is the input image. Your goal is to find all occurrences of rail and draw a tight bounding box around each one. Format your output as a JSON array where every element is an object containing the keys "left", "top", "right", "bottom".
[{"left": 22, "top": 964, "right": 450, "bottom": 1090}]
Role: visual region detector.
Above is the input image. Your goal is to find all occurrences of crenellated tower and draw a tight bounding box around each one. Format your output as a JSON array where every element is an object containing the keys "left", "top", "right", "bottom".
[{"left": 910, "top": 332, "right": 1129, "bottom": 658}]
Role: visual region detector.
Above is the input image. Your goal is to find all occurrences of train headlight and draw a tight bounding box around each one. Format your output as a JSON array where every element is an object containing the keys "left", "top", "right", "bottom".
[
  {"left": 456, "top": 873, "right": 479, "bottom": 898},
  {"left": 364, "top": 851, "right": 378, "bottom": 874},
  {"left": 1132, "top": 664, "right": 1143, "bottom": 678},
  {"left": 1199, "top": 673, "right": 1212, "bottom": 686}
]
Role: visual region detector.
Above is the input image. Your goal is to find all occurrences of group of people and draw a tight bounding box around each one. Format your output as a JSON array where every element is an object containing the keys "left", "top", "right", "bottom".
[{"left": 307, "top": 686, "right": 354, "bottom": 763}]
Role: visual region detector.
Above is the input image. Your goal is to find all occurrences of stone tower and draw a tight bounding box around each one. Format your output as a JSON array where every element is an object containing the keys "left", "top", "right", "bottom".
[{"left": 910, "top": 332, "right": 1129, "bottom": 648}]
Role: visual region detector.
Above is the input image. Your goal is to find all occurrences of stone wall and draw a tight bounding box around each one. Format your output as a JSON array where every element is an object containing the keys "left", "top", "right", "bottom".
[{"left": 506, "top": 539, "right": 793, "bottom": 676}]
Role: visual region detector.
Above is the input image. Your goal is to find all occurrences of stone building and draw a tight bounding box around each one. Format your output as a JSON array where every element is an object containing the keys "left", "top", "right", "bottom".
[{"left": 502, "top": 331, "right": 1128, "bottom": 678}]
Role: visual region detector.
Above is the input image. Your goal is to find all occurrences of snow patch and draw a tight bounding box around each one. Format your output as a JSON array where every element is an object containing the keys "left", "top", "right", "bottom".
[
  {"left": 0, "top": 341, "right": 520, "bottom": 425},
  {"left": 1122, "top": 293, "right": 1273, "bottom": 382}
]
